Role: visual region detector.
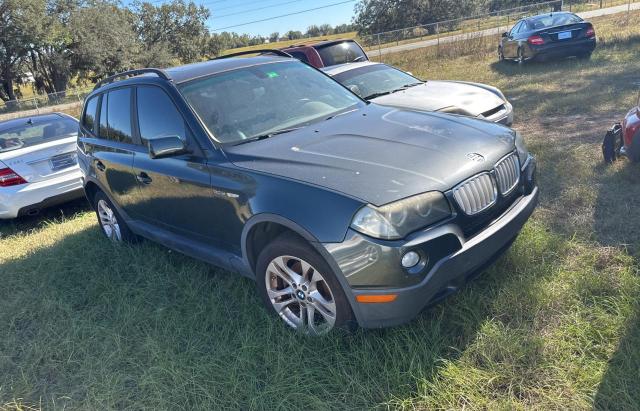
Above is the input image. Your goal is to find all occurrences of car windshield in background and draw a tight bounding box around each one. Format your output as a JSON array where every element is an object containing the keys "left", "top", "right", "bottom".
[
  {"left": 528, "top": 13, "right": 583, "bottom": 30},
  {"left": 179, "top": 61, "right": 363, "bottom": 144},
  {"left": 332, "top": 64, "right": 422, "bottom": 100},
  {"left": 0, "top": 118, "right": 77, "bottom": 153},
  {"left": 315, "top": 42, "right": 368, "bottom": 66}
]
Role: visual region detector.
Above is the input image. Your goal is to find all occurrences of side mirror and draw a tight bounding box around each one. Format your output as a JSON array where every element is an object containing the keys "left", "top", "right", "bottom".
[
  {"left": 502, "top": 32, "right": 509, "bottom": 38},
  {"left": 148, "top": 136, "right": 188, "bottom": 159}
]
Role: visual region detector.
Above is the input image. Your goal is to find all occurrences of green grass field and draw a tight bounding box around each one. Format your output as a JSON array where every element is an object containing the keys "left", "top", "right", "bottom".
[{"left": 2, "top": 11, "right": 640, "bottom": 411}]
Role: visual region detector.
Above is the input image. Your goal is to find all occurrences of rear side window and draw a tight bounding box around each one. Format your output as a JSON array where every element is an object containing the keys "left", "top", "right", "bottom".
[
  {"left": 97, "top": 88, "right": 134, "bottom": 144},
  {"left": 82, "top": 96, "right": 98, "bottom": 132},
  {"left": 136, "top": 86, "right": 186, "bottom": 143},
  {"left": 0, "top": 117, "right": 77, "bottom": 153}
]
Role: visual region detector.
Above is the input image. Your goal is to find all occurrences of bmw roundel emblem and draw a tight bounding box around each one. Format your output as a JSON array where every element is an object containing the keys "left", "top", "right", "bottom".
[{"left": 466, "top": 153, "right": 485, "bottom": 162}]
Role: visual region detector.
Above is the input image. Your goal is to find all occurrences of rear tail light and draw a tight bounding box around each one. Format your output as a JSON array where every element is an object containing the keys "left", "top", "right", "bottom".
[
  {"left": 527, "top": 35, "right": 545, "bottom": 45},
  {"left": 586, "top": 26, "right": 595, "bottom": 38},
  {"left": 0, "top": 167, "right": 27, "bottom": 187}
]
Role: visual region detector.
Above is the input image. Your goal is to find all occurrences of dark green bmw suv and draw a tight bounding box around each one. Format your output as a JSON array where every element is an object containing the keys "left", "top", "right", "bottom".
[{"left": 77, "top": 54, "right": 538, "bottom": 335}]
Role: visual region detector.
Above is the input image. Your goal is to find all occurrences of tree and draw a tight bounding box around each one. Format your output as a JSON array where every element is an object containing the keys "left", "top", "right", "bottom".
[
  {"left": 284, "top": 30, "right": 303, "bottom": 40},
  {"left": 269, "top": 32, "right": 280, "bottom": 43},
  {"left": 0, "top": 0, "right": 44, "bottom": 102},
  {"left": 132, "top": 0, "right": 210, "bottom": 65},
  {"left": 69, "top": 2, "right": 140, "bottom": 80},
  {"left": 319, "top": 24, "right": 334, "bottom": 36},
  {"left": 353, "top": 0, "right": 476, "bottom": 36},
  {"left": 306, "top": 25, "right": 321, "bottom": 37}
]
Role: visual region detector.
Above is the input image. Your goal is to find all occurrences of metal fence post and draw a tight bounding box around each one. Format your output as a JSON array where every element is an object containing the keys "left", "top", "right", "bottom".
[
  {"left": 628, "top": 0, "right": 631, "bottom": 24},
  {"left": 377, "top": 33, "right": 382, "bottom": 62},
  {"left": 436, "top": 22, "right": 440, "bottom": 56}
]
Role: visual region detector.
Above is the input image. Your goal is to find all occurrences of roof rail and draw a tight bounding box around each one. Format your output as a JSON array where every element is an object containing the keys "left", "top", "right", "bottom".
[
  {"left": 93, "top": 68, "right": 171, "bottom": 91},
  {"left": 214, "top": 49, "right": 293, "bottom": 60}
]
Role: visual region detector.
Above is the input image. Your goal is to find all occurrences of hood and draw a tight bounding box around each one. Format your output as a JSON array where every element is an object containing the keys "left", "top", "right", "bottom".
[
  {"left": 225, "top": 104, "right": 516, "bottom": 206},
  {"left": 371, "top": 80, "right": 505, "bottom": 117}
]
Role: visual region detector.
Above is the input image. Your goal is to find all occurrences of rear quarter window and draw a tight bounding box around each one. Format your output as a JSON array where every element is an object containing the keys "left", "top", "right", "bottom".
[{"left": 82, "top": 96, "right": 98, "bottom": 133}]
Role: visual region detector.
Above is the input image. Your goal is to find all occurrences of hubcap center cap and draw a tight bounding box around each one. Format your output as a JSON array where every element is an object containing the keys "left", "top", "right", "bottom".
[{"left": 296, "top": 290, "right": 306, "bottom": 300}]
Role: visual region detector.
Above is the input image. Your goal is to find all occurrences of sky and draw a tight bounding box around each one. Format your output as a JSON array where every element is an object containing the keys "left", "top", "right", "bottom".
[{"left": 161, "top": 0, "right": 359, "bottom": 37}]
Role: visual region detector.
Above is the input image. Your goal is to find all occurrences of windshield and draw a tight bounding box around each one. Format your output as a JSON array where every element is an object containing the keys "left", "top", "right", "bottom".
[
  {"left": 0, "top": 117, "right": 77, "bottom": 153},
  {"left": 528, "top": 13, "right": 582, "bottom": 29},
  {"left": 315, "top": 41, "right": 368, "bottom": 66},
  {"left": 179, "top": 61, "right": 363, "bottom": 144},
  {"left": 331, "top": 64, "right": 422, "bottom": 100}
]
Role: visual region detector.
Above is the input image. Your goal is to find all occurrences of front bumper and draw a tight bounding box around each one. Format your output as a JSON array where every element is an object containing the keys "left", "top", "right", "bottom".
[
  {"left": 324, "top": 159, "right": 538, "bottom": 328},
  {"left": 0, "top": 168, "right": 83, "bottom": 219}
]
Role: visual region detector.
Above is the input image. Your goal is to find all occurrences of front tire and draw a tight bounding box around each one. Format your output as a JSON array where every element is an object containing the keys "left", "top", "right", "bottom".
[
  {"left": 256, "top": 233, "right": 354, "bottom": 335},
  {"left": 629, "top": 134, "right": 640, "bottom": 163},
  {"left": 93, "top": 191, "right": 137, "bottom": 243}
]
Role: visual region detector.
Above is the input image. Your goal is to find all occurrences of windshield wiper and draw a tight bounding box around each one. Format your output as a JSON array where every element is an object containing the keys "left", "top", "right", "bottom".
[
  {"left": 234, "top": 127, "right": 303, "bottom": 146},
  {"left": 363, "top": 82, "right": 424, "bottom": 100},
  {"left": 352, "top": 55, "right": 367, "bottom": 62}
]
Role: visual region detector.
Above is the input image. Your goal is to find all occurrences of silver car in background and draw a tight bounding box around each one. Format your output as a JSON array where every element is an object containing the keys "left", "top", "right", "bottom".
[
  {"left": 323, "top": 61, "right": 514, "bottom": 126},
  {"left": 0, "top": 113, "right": 83, "bottom": 218}
]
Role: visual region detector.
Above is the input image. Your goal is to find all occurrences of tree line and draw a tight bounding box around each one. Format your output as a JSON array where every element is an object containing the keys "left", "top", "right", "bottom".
[
  {"left": 352, "top": 0, "right": 562, "bottom": 35},
  {"left": 0, "top": 0, "right": 356, "bottom": 103}
]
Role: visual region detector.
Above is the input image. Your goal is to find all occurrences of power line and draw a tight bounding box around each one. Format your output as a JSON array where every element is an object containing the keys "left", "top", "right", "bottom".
[
  {"left": 211, "top": 0, "right": 357, "bottom": 31},
  {"left": 212, "top": 0, "right": 304, "bottom": 19}
]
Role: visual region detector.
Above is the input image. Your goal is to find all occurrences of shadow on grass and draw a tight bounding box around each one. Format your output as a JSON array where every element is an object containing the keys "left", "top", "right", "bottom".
[
  {"left": 591, "top": 160, "right": 640, "bottom": 409},
  {"left": 0, "top": 197, "right": 91, "bottom": 238},
  {"left": 0, "top": 212, "right": 565, "bottom": 409},
  {"left": 594, "top": 303, "right": 640, "bottom": 408}
]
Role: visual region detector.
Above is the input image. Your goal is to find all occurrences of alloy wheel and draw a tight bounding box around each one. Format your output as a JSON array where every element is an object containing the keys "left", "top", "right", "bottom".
[
  {"left": 97, "top": 199, "right": 122, "bottom": 242},
  {"left": 265, "top": 255, "right": 337, "bottom": 335}
]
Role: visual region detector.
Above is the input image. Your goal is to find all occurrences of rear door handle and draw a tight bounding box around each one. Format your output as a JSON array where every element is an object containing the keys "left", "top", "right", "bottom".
[
  {"left": 95, "top": 160, "right": 106, "bottom": 172},
  {"left": 136, "top": 172, "right": 152, "bottom": 185}
]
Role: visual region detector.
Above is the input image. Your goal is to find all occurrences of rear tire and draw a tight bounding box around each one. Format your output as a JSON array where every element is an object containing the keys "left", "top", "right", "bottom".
[
  {"left": 93, "top": 191, "right": 137, "bottom": 243},
  {"left": 255, "top": 233, "right": 355, "bottom": 335},
  {"left": 498, "top": 47, "right": 504, "bottom": 61}
]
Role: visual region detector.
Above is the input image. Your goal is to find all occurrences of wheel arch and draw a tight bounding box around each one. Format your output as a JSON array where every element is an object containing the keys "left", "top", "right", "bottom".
[
  {"left": 241, "top": 213, "right": 364, "bottom": 325},
  {"left": 242, "top": 214, "right": 321, "bottom": 275}
]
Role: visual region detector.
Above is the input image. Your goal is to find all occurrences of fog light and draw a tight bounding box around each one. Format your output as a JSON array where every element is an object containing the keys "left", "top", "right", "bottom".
[{"left": 401, "top": 251, "right": 420, "bottom": 268}]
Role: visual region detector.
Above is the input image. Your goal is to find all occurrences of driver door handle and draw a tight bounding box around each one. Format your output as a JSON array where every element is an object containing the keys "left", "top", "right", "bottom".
[
  {"left": 136, "top": 172, "right": 153, "bottom": 185},
  {"left": 95, "top": 160, "right": 106, "bottom": 172}
]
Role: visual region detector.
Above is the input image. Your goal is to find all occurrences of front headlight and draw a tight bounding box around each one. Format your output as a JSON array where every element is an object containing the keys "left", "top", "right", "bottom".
[
  {"left": 350, "top": 192, "right": 451, "bottom": 240},
  {"left": 514, "top": 131, "right": 528, "bottom": 165}
]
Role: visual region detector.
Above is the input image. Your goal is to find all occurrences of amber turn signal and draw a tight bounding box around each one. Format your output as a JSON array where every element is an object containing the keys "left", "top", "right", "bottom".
[{"left": 356, "top": 294, "right": 398, "bottom": 303}]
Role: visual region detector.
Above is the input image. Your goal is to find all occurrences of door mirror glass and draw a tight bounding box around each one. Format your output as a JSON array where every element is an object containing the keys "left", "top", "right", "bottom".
[
  {"left": 502, "top": 32, "right": 509, "bottom": 38},
  {"left": 148, "top": 136, "right": 187, "bottom": 159}
]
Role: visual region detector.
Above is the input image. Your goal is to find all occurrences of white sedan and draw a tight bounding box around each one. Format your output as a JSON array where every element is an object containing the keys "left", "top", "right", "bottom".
[
  {"left": 323, "top": 62, "right": 514, "bottom": 126},
  {"left": 0, "top": 113, "right": 83, "bottom": 219}
]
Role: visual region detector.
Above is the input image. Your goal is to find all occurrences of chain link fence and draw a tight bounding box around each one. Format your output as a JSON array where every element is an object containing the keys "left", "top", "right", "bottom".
[
  {"left": 361, "top": 0, "right": 633, "bottom": 55},
  {"left": 0, "top": 87, "right": 94, "bottom": 116}
]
